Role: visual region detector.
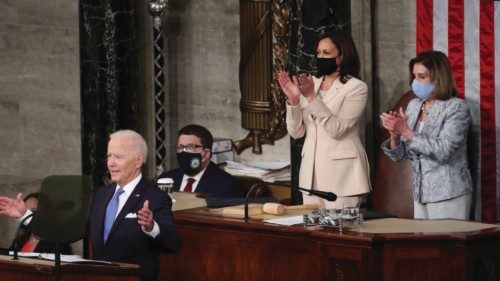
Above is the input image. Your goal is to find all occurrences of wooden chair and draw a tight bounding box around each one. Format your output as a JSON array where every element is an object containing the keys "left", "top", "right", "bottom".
[
  {"left": 234, "top": 175, "right": 291, "bottom": 203},
  {"left": 371, "top": 91, "right": 415, "bottom": 218}
]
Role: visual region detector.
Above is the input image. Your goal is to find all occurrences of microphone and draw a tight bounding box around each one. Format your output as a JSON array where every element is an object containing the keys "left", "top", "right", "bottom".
[
  {"left": 298, "top": 187, "right": 337, "bottom": 202},
  {"left": 245, "top": 182, "right": 269, "bottom": 220},
  {"left": 12, "top": 212, "right": 34, "bottom": 260}
]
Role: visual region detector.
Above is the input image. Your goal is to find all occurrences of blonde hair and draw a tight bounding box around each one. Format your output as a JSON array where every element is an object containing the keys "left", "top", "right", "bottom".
[{"left": 109, "top": 130, "right": 148, "bottom": 163}]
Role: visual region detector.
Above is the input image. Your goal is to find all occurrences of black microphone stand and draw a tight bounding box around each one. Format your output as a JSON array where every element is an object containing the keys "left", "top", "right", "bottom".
[
  {"left": 54, "top": 243, "right": 61, "bottom": 281},
  {"left": 11, "top": 212, "right": 62, "bottom": 281},
  {"left": 297, "top": 187, "right": 337, "bottom": 202},
  {"left": 244, "top": 182, "right": 268, "bottom": 220},
  {"left": 12, "top": 212, "right": 34, "bottom": 260}
]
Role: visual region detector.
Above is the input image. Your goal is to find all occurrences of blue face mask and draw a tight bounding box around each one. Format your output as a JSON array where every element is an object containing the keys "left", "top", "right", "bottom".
[{"left": 411, "top": 79, "right": 435, "bottom": 101}]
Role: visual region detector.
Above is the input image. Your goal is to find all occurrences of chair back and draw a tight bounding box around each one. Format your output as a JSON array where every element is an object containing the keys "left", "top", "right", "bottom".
[{"left": 371, "top": 91, "right": 415, "bottom": 218}]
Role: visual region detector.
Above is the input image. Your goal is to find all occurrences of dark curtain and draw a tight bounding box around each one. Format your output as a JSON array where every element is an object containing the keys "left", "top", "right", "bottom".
[
  {"left": 79, "top": 0, "right": 140, "bottom": 189},
  {"left": 288, "top": 0, "right": 350, "bottom": 204}
]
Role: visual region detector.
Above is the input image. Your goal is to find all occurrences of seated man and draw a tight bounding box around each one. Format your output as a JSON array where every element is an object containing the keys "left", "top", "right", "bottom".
[{"left": 160, "top": 124, "right": 245, "bottom": 198}]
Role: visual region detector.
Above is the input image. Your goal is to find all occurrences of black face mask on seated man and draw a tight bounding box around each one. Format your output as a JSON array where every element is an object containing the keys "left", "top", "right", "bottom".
[{"left": 177, "top": 151, "right": 203, "bottom": 176}]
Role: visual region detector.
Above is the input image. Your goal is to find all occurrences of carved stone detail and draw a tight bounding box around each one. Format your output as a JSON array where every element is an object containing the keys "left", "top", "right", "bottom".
[{"left": 234, "top": 0, "right": 290, "bottom": 154}]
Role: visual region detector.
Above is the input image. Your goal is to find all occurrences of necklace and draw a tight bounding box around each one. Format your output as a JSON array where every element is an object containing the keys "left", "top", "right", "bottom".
[{"left": 421, "top": 101, "right": 430, "bottom": 115}]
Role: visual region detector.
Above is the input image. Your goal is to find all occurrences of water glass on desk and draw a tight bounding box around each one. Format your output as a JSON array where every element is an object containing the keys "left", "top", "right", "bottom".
[
  {"left": 157, "top": 177, "right": 176, "bottom": 202},
  {"left": 341, "top": 206, "right": 359, "bottom": 220},
  {"left": 341, "top": 203, "right": 363, "bottom": 228}
]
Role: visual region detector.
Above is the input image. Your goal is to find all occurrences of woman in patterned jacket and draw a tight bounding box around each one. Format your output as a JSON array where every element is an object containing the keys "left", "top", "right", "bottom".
[{"left": 380, "top": 50, "right": 473, "bottom": 220}]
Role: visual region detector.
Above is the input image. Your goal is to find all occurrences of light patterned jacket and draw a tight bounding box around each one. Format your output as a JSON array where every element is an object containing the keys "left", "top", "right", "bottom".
[{"left": 381, "top": 97, "right": 473, "bottom": 203}]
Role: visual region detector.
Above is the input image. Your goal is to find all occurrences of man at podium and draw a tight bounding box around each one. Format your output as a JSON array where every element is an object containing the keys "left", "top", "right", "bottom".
[{"left": 0, "top": 130, "right": 181, "bottom": 281}]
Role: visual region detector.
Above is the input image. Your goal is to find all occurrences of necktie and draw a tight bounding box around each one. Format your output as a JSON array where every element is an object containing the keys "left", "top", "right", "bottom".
[
  {"left": 184, "top": 178, "right": 196, "bottom": 192},
  {"left": 103, "top": 188, "right": 124, "bottom": 243}
]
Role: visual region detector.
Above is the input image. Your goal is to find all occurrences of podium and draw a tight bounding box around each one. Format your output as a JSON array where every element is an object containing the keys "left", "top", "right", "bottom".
[
  {"left": 160, "top": 208, "right": 500, "bottom": 281},
  {"left": 0, "top": 255, "right": 140, "bottom": 281}
]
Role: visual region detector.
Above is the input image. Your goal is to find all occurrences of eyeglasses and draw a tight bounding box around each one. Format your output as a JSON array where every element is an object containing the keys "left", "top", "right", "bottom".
[{"left": 174, "top": 144, "right": 205, "bottom": 153}]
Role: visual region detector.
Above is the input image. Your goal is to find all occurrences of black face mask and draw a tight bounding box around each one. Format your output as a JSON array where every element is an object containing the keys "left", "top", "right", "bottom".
[
  {"left": 314, "top": 57, "right": 339, "bottom": 78},
  {"left": 176, "top": 152, "right": 203, "bottom": 176}
]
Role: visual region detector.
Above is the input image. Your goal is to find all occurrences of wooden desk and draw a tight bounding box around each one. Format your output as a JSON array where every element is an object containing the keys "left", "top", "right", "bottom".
[
  {"left": 160, "top": 208, "right": 500, "bottom": 281},
  {"left": 0, "top": 255, "right": 140, "bottom": 281}
]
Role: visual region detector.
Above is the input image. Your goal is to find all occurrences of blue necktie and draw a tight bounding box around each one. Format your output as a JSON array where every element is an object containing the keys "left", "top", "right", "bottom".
[{"left": 103, "top": 188, "right": 124, "bottom": 243}]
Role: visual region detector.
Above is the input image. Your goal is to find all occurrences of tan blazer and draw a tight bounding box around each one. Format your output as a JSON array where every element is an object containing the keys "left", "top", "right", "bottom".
[{"left": 286, "top": 76, "right": 371, "bottom": 197}]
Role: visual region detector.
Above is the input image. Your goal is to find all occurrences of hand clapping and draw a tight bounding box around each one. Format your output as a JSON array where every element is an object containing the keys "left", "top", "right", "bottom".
[
  {"left": 276, "top": 71, "right": 301, "bottom": 105},
  {"left": 276, "top": 71, "right": 316, "bottom": 105},
  {"left": 380, "top": 107, "right": 414, "bottom": 140}
]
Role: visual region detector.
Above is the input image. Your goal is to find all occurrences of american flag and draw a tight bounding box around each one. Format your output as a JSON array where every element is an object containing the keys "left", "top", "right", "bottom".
[{"left": 416, "top": 0, "right": 500, "bottom": 222}]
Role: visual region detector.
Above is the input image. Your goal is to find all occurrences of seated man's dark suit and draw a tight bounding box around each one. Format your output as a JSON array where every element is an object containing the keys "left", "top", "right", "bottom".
[
  {"left": 88, "top": 177, "right": 180, "bottom": 281},
  {"left": 159, "top": 162, "right": 246, "bottom": 198}
]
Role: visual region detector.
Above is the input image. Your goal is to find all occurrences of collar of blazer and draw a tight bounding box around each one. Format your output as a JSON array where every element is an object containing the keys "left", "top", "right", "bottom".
[
  {"left": 313, "top": 76, "right": 345, "bottom": 105},
  {"left": 407, "top": 99, "right": 447, "bottom": 131}
]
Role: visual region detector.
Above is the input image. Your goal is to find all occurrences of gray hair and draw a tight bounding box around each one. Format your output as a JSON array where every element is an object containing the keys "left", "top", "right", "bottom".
[{"left": 110, "top": 130, "right": 148, "bottom": 163}]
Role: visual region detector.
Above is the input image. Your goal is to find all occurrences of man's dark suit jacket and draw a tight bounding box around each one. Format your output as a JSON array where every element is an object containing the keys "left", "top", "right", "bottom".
[
  {"left": 159, "top": 162, "right": 246, "bottom": 198},
  {"left": 88, "top": 177, "right": 181, "bottom": 281}
]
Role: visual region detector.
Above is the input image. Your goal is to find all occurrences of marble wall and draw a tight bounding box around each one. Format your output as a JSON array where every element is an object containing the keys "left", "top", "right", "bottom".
[
  {"left": 0, "top": 0, "right": 80, "bottom": 248},
  {"left": 375, "top": 0, "right": 416, "bottom": 110},
  {"left": 161, "top": 0, "right": 291, "bottom": 170}
]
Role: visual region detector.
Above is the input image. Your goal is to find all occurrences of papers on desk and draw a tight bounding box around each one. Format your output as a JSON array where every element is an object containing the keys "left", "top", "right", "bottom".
[
  {"left": 171, "top": 191, "right": 207, "bottom": 211},
  {"left": 8, "top": 251, "right": 39, "bottom": 258},
  {"left": 8, "top": 251, "right": 112, "bottom": 265},
  {"left": 223, "top": 161, "right": 291, "bottom": 182},
  {"left": 263, "top": 215, "right": 303, "bottom": 226}
]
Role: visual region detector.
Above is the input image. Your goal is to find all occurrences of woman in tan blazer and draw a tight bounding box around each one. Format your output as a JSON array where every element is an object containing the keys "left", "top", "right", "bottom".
[{"left": 277, "top": 31, "right": 371, "bottom": 209}]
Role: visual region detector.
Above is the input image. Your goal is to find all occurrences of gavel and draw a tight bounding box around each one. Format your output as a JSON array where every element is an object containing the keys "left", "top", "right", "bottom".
[{"left": 262, "top": 203, "right": 318, "bottom": 215}]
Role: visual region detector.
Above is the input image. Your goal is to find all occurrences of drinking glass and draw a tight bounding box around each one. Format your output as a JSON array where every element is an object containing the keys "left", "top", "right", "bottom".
[{"left": 157, "top": 178, "right": 176, "bottom": 202}]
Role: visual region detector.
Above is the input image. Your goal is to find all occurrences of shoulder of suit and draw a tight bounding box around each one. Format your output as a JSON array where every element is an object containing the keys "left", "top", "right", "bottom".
[
  {"left": 442, "top": 97, "right": 469, "bottom": 112},
  {"left": 446, "top": 96, "right": 467, "bottom": 106},
  {"left": 407, "top": 98, "right": 422, "bottom": 108},
  {"left": 208, "top": 162, "right": 238, "bottom": 181},
  {"left": 94, "top": 183, "right": 115, "bottom": 195},
  {"left": 207, "top": 162, "right": 228, "bottom": 175},
  {"left": 137, "top": 179, "right": 167, "bottom": 198},
  {"left": 337, "top": 76, "right": 367, "bottom": 93}
]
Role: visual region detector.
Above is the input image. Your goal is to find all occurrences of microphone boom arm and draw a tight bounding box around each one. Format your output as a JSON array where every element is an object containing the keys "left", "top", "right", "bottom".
[{"left": 297, "top": 187, "right": 337, "bottom": 202}]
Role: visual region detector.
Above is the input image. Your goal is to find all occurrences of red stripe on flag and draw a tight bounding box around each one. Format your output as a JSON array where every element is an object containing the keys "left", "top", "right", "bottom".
[
  {"left": 448, "top": 0, "right": 464, "bottom": 98},
  {"left": 417, "top": 0, "right": 433, "bottom": 53},
  {"left": 479, "top": 0, "right": 496, "bottom": 222}
]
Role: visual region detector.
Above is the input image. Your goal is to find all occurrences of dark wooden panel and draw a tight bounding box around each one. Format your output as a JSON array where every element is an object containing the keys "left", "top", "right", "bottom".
[
  {"left": 159, "top": 224, "right": 320, "bottom": 280},
  {"left": 0, "top": 256, "right": 140, "bottom": 281},
  {"left": 160, "top": 208, "right": 500, "bottom": 281}
]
